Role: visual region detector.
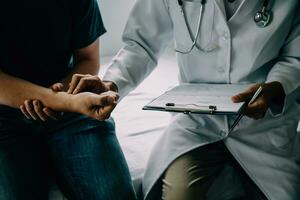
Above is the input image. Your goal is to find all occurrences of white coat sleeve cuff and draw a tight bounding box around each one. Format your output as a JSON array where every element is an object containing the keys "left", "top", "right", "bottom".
[
  {"left": 102, "top": 49, "right": 156, "bottom": 100},
  {"left": 264, "top": 79, "right": 288, "bottom": 117},
  {"left": 265, "top": 79, "right": 300, "bottom": 117}
]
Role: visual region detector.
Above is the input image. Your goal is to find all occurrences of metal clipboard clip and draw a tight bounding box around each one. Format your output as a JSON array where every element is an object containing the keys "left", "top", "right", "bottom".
[{"left": 165, "top": 103, "right": 217, "bottom": 114}]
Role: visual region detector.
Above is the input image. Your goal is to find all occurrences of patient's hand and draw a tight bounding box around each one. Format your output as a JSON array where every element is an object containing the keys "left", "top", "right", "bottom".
[
  {"left": 231, "top": 82, "right": 285, "bottom": 120},
  {"left": 70, "top": 91, "right": 119, "bottom": 120},
  {"left": 20, "top": 83, "right": 64, "bottom": 121},
  {"left": 67, "top": 74, "right": 118, "bottom": 94}
]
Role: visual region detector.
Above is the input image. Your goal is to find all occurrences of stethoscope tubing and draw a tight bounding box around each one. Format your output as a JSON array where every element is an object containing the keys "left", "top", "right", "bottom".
[
  {"left": 175, "top": 0, "right": 272, "bottom": 54},
  {"left": 175, "top": 1, "right": 204, "bottom": 54}
]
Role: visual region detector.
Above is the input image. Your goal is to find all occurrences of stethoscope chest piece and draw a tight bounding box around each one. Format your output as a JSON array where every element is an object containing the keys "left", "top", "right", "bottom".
[
  {"left": 254, "top": 0, "right": 272, "bottom": 28},
  {"left": 254, "top": 9, "right": 271, "bottom": 28}
]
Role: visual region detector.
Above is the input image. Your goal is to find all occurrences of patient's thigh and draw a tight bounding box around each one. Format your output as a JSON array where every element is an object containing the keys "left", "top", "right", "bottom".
[
  {"left": 0, "top": 129, "right": 49, "bottom": 200},
  {"left": 46, "top": 115, "right": 135, "bottom": 200}
]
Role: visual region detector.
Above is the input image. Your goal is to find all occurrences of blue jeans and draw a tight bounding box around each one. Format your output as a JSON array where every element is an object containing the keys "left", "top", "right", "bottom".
[{"left": 0, "top": 106, "right": 136, "bottom": 200}]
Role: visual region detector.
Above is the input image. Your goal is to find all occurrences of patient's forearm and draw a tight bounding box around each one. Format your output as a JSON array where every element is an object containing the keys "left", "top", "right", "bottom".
[{"left": 0, "top": 71, "right": 73, "bottom": 111}]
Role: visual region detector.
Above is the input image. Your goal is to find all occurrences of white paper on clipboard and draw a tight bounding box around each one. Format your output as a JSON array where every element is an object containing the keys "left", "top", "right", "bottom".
[{"left": 143, "top": 83, "right": 250, "bottom": 115}]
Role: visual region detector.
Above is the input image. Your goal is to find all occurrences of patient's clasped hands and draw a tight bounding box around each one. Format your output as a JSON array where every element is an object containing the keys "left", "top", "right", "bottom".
[{"left": 20, "top": 74, "right": 118, "bottom": 121}]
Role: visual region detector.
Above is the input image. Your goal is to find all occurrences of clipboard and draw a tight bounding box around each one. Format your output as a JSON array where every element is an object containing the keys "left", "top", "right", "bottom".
[{"left": 143, "top": 83, "right": 249, "bottom": 115}]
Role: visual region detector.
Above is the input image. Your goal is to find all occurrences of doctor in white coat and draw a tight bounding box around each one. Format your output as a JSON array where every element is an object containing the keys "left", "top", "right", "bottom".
[{"left": 66, "top": 0, "right": 300, "bottom": 199}]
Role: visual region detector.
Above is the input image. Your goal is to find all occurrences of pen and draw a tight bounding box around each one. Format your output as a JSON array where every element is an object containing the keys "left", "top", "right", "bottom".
[
  {"left": 248, "top": 86, "right": 263, "bottom": 105},
  {"left": 228, "top": 86, "right": 263, "bottom": 134}
]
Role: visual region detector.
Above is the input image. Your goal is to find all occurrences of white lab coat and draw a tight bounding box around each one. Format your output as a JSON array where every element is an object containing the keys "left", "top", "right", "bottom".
[{"left": 103, "top": 0, "right": 300, "bottom": 199}]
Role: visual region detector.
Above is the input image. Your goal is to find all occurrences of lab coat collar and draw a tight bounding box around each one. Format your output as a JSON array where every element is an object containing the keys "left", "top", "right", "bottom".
[
  {"left": 214, "top": 0, "right": 227, "bottom": 20},
  {"left": 213, "top": 0, "right": 261, "bottom": 23}
]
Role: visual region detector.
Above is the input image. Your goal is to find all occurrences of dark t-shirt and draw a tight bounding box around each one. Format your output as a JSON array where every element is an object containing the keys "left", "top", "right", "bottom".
[{"left": 0, "top": 0, "right": 106, "bottom": 86}]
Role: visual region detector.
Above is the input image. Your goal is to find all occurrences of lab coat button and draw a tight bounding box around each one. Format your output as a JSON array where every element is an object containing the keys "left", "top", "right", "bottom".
[
  {"left": 222, "top": 32, "right": 229, "bottom": 41},
  {"left": 220, "top": 130, "right": 227, "bottom": 137}
]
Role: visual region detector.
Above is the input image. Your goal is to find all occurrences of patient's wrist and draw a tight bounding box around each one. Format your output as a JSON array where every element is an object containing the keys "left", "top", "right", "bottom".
[{"left": 47, "top": 91, "right": 75, "bottom": 112}]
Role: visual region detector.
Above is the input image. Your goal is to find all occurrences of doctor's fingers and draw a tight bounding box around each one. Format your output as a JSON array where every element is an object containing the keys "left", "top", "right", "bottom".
[
  {"left": 244, "top": 98, "right": 268, "bottom": 119},
  {"left": 73, "top": 75, "right": 104, "bottom": 95},
  {"left": 68, "top": 74, "right": 101, "bottom": 94},
  {"left": 231, "top": 84, "right": 261, "bottom": 103},
  {"left": 67, "top": 74, "right": 88, "bottom": 94}
]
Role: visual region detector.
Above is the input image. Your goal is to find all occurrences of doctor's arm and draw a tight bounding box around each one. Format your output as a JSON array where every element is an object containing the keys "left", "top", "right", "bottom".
[
  {"left": 100, "top": 0, "right": 174, "bottom": 98},
  {"left": 232, "top": 13, "right": 300, "bottom": 119}
]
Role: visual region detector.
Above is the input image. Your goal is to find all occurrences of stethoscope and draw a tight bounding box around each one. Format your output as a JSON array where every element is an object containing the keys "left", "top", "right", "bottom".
[{"left": 176, "top": 0, "right": 272, "bottom": 54}]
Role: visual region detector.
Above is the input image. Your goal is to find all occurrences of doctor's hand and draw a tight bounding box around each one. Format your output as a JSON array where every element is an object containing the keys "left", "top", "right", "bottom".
[
  {"left": 231, "top": 82, "right": 285, "bottom": 120},
  {"left": 20, "top": 83, "right": 64, "bottom": 121},
  {"left": 67, "top": 74, "right": 118, "bottom": 95},
  {"left": 70, "top": 91, "right": 119, "bottom": 121}
]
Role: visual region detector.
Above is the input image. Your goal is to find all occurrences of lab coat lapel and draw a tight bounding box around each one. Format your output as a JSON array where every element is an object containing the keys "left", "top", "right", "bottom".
[
  {"left": 214, "top": 0, "right": 260, "bottom": 23},
  {"left": 213, "top": 0, "right": 227, "bottom": 21},
  {"left": 228, "top": 0, "right": 260, "bottom": 24}
]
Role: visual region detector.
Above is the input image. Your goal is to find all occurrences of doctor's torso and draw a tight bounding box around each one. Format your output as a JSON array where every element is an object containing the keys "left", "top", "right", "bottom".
[{"left": 167, "top": 0, "right": 297, "bottom": 85}]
